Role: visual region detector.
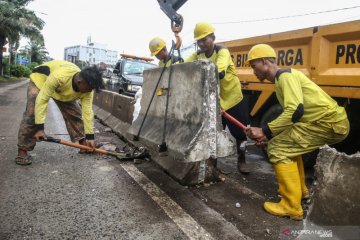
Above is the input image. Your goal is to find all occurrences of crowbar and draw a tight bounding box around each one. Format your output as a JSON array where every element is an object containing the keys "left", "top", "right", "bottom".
[{"left": 41, "top": 136, "right": 148, "bottom": 160}]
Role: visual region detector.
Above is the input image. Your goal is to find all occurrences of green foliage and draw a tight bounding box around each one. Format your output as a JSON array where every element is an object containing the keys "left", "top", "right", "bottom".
[
  {"left": 23, "top": 66, "right": 31, "bottom": 77},
  {"left": 10, "top": 65, "right": 23, "bottom": 77},
  {"left": 0, "top": 75, "right": 18, "bottom": 82},
  {"left": 10, "top": 64, "right": 31, "bottom": 77},
  {"left": 0, "top": 0, "right": 45, "bottom": 74},
  {"left": 1, "top": 56, "right": 10, "bottom": 76},
  {"left": 26, "top": 62, "right": 39, "bottom": 71},
  {"left": 25, "top": 41, "right": 48, "bottom": 64},
  {"left": 0, "top": 0, "right": 45, "bottom": 43}
]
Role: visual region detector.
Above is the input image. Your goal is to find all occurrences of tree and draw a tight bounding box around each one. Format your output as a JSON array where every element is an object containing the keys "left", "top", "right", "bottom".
[
  {"left": 24, "top": 40, "right": 48, "bottom": 64},
  {"left": 0, "top": 0, "right": 44, "bottom": 74}
]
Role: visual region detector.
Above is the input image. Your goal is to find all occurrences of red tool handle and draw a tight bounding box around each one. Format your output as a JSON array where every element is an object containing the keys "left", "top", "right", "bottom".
[{"left": 221, "top": 110, "right": 246, "bottom": 130}]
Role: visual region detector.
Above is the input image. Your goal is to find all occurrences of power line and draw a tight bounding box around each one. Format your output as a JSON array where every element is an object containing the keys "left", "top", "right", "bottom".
[
  {"left": 214, "top": 14, "right": 360, "bottom": 42},
  {"left": 326, "top": 14, "right": 360, "bottom": 25},
  {"left": 212, "top": 5, "right": 360, "bottom": 24},
  {"left": 33, "top": 10, "right": 48, "bottom": 15}
]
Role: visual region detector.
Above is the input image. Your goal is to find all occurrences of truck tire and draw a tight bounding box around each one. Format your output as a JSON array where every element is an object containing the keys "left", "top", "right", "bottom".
[
  {"left": 259, "top": 104, "right": 283, "bottom": 162},
  {"left": 260, "top": 104, "right": 283, "bottom": 127},
  {"left": 260, "top": 104, "right": 318, "bottom": 168},
  {"left": 302, "top": 149, "right": 319, "bottom": 169}
]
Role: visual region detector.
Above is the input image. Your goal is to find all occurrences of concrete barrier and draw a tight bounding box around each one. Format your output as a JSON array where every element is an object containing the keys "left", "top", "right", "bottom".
[
  {"left": 93, "top": 90, "right": 134, "bottom": 135},
  {"left": 306, "top": 146, "right": 360, "bottom": 225},
  {"left": 112, "top": 94, "right": 134, "bottom": 124},
  {"left": 127, "top": 61, "right": 235, "bottom": 185},
  {"left": 94, "top": 61, "right": 235, "bottom": 185}
]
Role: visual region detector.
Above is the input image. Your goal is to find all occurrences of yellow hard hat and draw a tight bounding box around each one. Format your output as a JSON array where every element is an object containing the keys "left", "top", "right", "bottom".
[
  {"left": 149, "top": 37, "right": 166, "bottom": 56},
  {"left": 247, "top": 44, "right": 277, "bottom": 63},
  {"left": 194, "top": 22, "right": 215, "bottom": 40}
]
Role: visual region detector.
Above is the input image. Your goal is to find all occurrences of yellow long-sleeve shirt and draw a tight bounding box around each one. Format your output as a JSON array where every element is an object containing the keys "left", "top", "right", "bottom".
[
  {"left": 185, "top": 45, "right": 243, "bottom": 111},
  {"left": 31, "top": 60, "right": 94, "bottom": 135},
  {"left": 264, "top": 68, "right": 347, "bottom": 138}
]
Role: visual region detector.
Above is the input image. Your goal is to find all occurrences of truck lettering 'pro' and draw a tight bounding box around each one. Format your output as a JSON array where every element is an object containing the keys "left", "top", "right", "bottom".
[{"left": 336, "top": 43, "right": 360, "bottom": 64}]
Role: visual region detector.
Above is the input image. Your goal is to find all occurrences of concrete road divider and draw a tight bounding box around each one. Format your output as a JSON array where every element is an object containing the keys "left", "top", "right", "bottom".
[
  {"left": 93, "top": 90, "right": 134, "bottom": 136},
  {"left": 94, "top": 90, "right": 116, "bottom": 113},
  {"left": 128, "top": 61, "right": 235, "bottom": 185},
  {"left": 94, "top": 61, "right": 235, "bottom": 185},
  {"left": 306, "top": 145, "right": 360, "bottom": 225}
]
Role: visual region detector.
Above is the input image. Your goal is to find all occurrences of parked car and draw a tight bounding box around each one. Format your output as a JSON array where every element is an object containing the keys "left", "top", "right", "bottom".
[{"left": 113, "top": 54, "right": 157, "bottom": 97}]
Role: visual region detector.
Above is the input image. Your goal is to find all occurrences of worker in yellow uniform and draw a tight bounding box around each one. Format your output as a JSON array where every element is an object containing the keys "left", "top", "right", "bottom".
[
  {"left": 245, "top": 44, "right": 349, "bottom": 220},
  {"left": 149, "top": 37, "right": 183, "bottom": 67},
  {"left": 16, "top": 60, "right": 104, "bottom": 165},
  {"left": 185, "top": 22, "right": 250, "bottom": 174}
]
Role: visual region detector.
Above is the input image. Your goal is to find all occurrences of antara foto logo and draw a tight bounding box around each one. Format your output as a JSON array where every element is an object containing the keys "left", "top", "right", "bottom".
[{"left": 282, "top": 228, "right": 291, "bottom": 237}]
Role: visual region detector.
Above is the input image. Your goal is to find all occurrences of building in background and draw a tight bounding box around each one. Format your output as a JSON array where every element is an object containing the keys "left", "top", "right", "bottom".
[
  {"left": 64, "top": 37, "right": 118, "bottom": 66},
  {"left": 180, "top": 41, "right": 197, "bottom": 59},
  {"left": 16, "top": 54, "right": 29, "bottom": 65}
]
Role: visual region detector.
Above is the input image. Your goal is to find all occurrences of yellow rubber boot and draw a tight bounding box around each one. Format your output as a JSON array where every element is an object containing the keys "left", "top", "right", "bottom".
[
  {"left": 295, "top": 156, "right": 310, "bottom": 199},
  {"left": 264, "top": 162, "right": 303, "bottom": 220}
]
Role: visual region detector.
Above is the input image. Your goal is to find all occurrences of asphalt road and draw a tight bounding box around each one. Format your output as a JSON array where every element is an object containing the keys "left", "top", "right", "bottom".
[{"left": 0, "top": 80, "right": 307, "bottom": 240}]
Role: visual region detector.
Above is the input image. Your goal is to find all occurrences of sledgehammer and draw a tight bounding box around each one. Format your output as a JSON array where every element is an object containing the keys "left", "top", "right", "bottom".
[
  {"left": 221, "top": 110, "right": 265, "bottom": 148},
  {"left": 221, "top": 110, "right": 246, "bottom": 130},
  {"left": 41, "top": 136, "right": 147, "bottom": 160}
]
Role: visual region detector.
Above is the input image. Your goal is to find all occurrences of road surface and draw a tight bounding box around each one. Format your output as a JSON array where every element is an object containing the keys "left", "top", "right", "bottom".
[{"left": 0, "top": 80, "right": 307, "bottom": 240}]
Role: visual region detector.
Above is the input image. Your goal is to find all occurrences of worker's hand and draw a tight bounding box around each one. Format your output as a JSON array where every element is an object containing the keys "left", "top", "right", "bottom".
[
  {"left": 254, "top": 135, "right": 268, "bottom": 148},
  {"left": 245, "top": 127, "right": 265, "bottom": 140},
  {"left": 79, "top": 139, "right": 96, "bottom": 148},
  {"left": 79, "top": 139, "right": 96, "bottom": 153},
  {"left": 34, "top": 130, "right": 47, "bottom": 141},
  {"left": 85, "top": 139, "right": 96, "bottom": 149}
]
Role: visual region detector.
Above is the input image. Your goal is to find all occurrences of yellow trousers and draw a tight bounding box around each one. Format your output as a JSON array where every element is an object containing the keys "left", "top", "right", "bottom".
[{"left": 267, "top": 119, "right": 349, "bottom": 164}]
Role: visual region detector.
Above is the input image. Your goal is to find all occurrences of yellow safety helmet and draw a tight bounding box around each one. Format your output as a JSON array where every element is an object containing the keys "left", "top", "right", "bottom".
[
  {"left": 149, "top": 37, "right": 166, "bottom": 56},
  {"left": 194, "top": 22, "right": 215, "bottom": 40},
  {"left": 247, "top": 44, "right": 277, "bottom": 63}
]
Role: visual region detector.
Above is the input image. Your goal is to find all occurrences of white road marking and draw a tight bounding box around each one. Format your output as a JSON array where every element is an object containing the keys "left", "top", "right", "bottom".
[{"left": 121, "top": 163, "right": 215, "bottom": 240}]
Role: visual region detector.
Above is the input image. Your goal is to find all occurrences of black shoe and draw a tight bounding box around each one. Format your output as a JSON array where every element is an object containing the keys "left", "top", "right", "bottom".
[{"left": 237, "top": 154, "right": 250, "bottom": 174}]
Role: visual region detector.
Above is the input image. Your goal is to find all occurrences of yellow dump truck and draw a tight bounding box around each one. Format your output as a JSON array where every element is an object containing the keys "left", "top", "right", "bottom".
[{"left": 220, "top": 20, "right": 360, "bottom": 156}]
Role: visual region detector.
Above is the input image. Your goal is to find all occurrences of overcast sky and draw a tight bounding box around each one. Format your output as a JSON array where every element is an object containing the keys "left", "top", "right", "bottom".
[{"left": 26, "top": 0, "right": 360, "bottom": 60}]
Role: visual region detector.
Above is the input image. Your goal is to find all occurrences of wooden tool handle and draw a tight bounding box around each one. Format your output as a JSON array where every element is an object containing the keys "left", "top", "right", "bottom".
[{"left": 58, "top": 140, "right": 110, "bottom": 155}]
